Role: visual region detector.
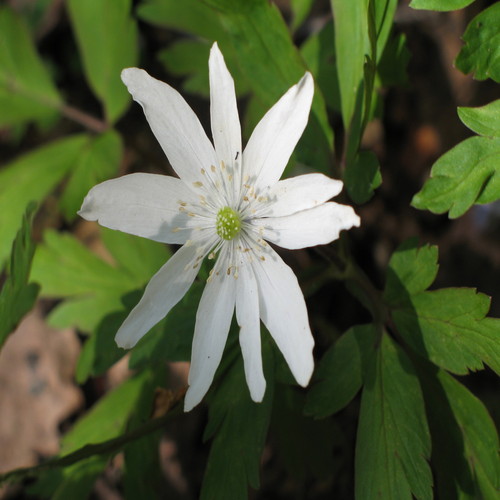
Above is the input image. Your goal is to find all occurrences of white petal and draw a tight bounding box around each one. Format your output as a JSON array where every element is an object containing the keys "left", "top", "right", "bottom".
[
  {"left": 78, "top": 173, "right": 199, "bottom": 244},
  {"left": 243, "top": 73, "right": 314, "bottom": 190},
  {"left": 115, "top": 243, "right": 201, "bottom": 349},
  {"left": 209, "top": 43, "right": 242, "bottom": 168},
  {"left": 261, "top": 173, "right": 344, "bottom": 217},
  {"left": 184, "top": 272, "right": 237, "bottom": 411},
  {"left": 252, "top": 247, "right": 314, "bottom": 387},
  {"left": 121, "top": 68, "right": 217, "bottom": 184},
  {"left": 236, "top": 262, "right": 266, "bottom": 402},
  {"left": 254, "top": 202, "right": 360, "bottom": 250}
]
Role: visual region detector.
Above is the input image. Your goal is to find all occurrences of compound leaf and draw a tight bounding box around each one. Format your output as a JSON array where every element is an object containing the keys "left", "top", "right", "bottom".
[{"left": 355, "top": 333, "right": 432, "bottom": 500}]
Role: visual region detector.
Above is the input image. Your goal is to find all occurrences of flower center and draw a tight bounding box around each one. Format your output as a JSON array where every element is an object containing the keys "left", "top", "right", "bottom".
[{"left": 216, "top": 206, "right": 241, "bottom": 240}]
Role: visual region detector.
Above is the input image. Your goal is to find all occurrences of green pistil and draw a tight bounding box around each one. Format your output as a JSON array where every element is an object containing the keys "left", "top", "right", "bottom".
[{"left": 216, "top": 207, "right": 241, "bottom": 240}]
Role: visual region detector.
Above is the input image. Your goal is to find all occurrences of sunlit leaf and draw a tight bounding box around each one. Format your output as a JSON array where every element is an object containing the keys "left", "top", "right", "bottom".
[
  {"left": 30, "top": 229, "right": 168, "bottom": 334},
  {"left": 0, "top": 203, "right": 39, "bottom": 349},
  {"left": 355, "top": 334, "right": 432, "bottom": 500},
  {"left": 59, "top": 131, "right": 123, "bottom": 222},
  {"left": 385, "top": 239, "right": 500, "bottom": 375},
  {"left": 0, "top": 135, "right": 88, "bottom": 266},
  {"left": 67, "top": 0, "right": 138, "bottom": 123},
  {"left": 412, "top": 136, "right": 500, "bottom": 218},
  {"left": 455, "top": 2, "right": 500, "bottom": 83},
  {"left": 458, "top": 99, "right": 500, "bottom": 138},
  {"left": 410, "top": 0, "right": 475, "bottom": 11},
  {"left": 0, "top": 7, "right": 62, "bottom": 127}
]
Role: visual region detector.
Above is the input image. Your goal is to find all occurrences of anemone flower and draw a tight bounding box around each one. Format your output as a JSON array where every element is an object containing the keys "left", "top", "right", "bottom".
[{"left": 78, "top": 43, "right": 360, "bottom": 411}]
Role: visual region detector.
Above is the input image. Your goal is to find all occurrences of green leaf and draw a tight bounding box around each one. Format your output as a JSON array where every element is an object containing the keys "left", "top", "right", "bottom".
[
  {"left": 384, "top": 239, "right": 439, "bottom": 302},
  {"left": 59, "top": 131, "right": 123, "bottom": 222},
  {"left": 455, "top": 2, "right": 500, "bottom": 83},
  {"left": 158, "top": 39, "right": 250, "bottom": 99},
  {"left": 67, "top": 0, "right": 138, "bottom": 123},
  {"left": 0, "top": 135, "right": 88, "bottom": 266},
  {"left": 305, "top": 324, "right": 377, "bottom": 418},
  {"left": 458, "top": 99, "right": 500, "bottom": 137},
  {"left": 412, "top": 136, "right": 500, "bottom": 218},
  {"left": 300, "top": 20, "right": 340, "bottom": 113},
  {"left": 209, "top": 0, "right": 334, "bottom": 173},
  {"left": 30, "top": 229, "right": 168, "bottom": 334},
  {"left": 140, "top": 0, "right": 333, "bottom": 173},
  {"left": 273, "top": 388, "right": 338, "bottom": 481},
  {"left": 410, "top": 0, "right": 475, "bottom": 11},
  {"left": 290, "top": 0, "right": 316, "bottom": 32},
  {"left": 378, "top": 33, "right": 410, "bottom": 87},
  {"left": 418, "top": 365, "right": 500, "bottom": 498},
  {"left": 129, "top": 281, "right": 203, "bottom": 369},
  {"left": 137, "top": 0, "right": 222, "bottom": 40},
  {"left": 201, "top": 347, "right": 273, "bottom": 500},
  {"left": 344, "top": 150, "right": 382, "bottom": 203},
  {"left": 0, "top": 203, "right": 39, "bottom": 348},
  {"left": 385, "top": 239, "right": 500, "bottom": 375},
  {"left": 31, "top": 369, "right": 159, "bottom": 499},
  {"left": 0, "top": 7, "right": 62, "bottom": 127},
  {"left": 355, "top": 334, "right": 432, "bottom": 500}
]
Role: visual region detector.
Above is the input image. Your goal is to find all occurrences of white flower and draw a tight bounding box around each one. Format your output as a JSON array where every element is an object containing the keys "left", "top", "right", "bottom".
[{"left": 78, "top": 43, "right": 360, "bottom": 411}]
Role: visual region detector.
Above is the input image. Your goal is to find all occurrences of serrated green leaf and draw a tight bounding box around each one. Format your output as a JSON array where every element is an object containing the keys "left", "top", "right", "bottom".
[
  {"left": 384, "top": 239, "right": 439, "bottom": 303},
  {"left": 30, "top": 229, "right": 168, "bottom": 334},
  {"left": 458, "top": 99, "right": 500, "bottom": 137},
  {"left": 455, "top": 2, "right": 500, "bottom": 83},
  {"left": 31, "top": 369, "right": 158, "bottom": 499},
  {"left": 60, "top": 131, "right": 122, "bottom": 222},
  {"left": 418, "top": 365, "right": 500, "bottom": 498},
  {"left": 201, "top": 346, "right": 273, "bottom": 500},
  {"left": 67, "top": 0, "right": 138, "bottom": 123},
  {"left": 305, "top": 324, "right": 377, "bottom": 418},
  {"left": 410, "top": 0, "right": 475, "bottom": 11},
  {"left": 412, "top": 136, "right": 500, "bottom": 218},
  {"left": 355, "top": 334, "right": 432, "bottom": 500},
  {"left": 385, "top": 239, "right": 500, "bottom": 375},
  {"left": 0, "top": 7, "right": 62, "bottom": 127},
  {"left": 0, "top": 135, "right": 88, "bottom": 266},
  {"left": 0, "top": 203, "right": 39, "bottom": 348},
  {"left": 344, "top": 150, "right": 382, "bottom": 203}
]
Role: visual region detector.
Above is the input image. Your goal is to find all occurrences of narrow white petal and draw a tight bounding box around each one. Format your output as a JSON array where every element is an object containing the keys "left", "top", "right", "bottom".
[
  {"left": 115, "top": 243, "right": 201, "bottom": 349},
  {"left": 236, "top": 263, "right": 266, "bottom": 402},
  {"left": 252, "top": 247, "right": 314, "bottom": 387},
  {"left": 243, "top": 72, "right": 314, "bottom": 190},
  {"left": 184, "top": 272, "right": 237, "bottom": 411},
  {"left": 78, "top": 173, "right": 199, "bottom": 244},
  {"left": 254, "top": 202, "right": 360, "bottom": 250},
  {"left": 121, "top": 68, "right": 217, "bottom": 184},
  {"left": 209, "top": 43, "right": 242, "bottom": 169},
  {"left": 261, "top": 173, "right": 344, "bottom": 217}
]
